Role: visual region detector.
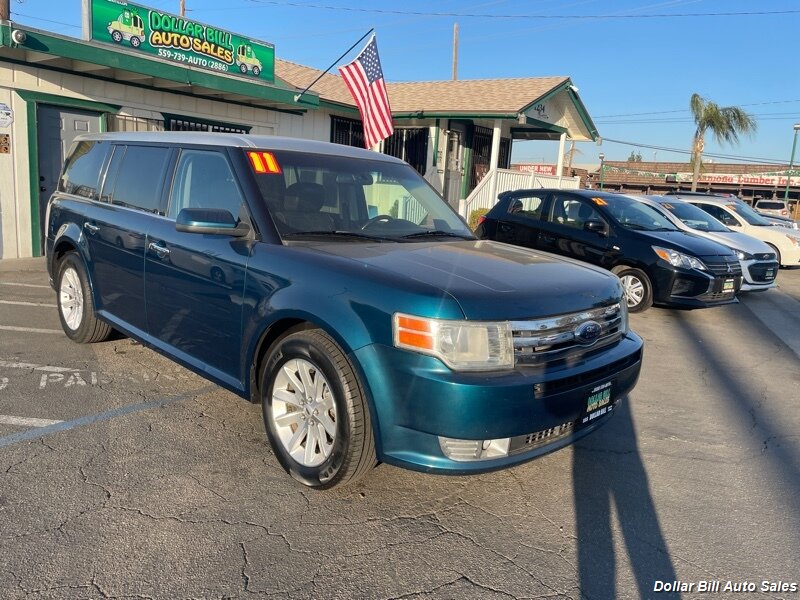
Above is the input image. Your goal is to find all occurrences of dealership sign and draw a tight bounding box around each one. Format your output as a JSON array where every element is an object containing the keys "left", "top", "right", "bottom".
[
  {"left": 675, "top": 172, "right": 800, "bottom": 187},
  {"left": 84, "top": 0, "right": 275, "bottom": 82},
  {"left": 512, "top": 163, "right": 557, "bottom": 175}
]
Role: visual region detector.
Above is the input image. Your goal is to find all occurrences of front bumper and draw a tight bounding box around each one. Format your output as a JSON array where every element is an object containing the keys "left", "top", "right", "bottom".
[
  {"left": 740, "top": 258, "right": 778, "bottom": 291},
  {"left": 352, "top": 333, "right": 643, "bottom": 474},
  {"left": 652, "top": 264, "right": 741, "bottom": 308}
]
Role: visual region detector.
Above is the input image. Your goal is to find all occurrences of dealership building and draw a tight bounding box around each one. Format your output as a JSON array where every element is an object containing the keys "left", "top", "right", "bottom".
[{"left": 0, "top": 1, "right": 598, "bottom": 258}]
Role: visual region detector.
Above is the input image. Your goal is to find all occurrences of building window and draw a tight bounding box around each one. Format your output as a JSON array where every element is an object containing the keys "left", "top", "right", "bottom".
[
  {"left": 383, "top": 128, "right": 429, "bottom": 175},
  {"left": 331, "top": 115, "right": 365, "bottom": 149},
  {"left": 163, "top": 114, "right": 250, "bottom": 134},
  {"left": 109, "top": 114, "right": 165, "bottom": 132}
]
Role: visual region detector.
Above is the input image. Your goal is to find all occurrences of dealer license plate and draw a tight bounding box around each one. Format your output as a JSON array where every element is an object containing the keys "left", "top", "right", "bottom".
[
  {"left": 722, "top": 279, "right": 735, "bottom": 293},
  {"left": 582, "top": 381, "right": 613, "bottom": 424}
]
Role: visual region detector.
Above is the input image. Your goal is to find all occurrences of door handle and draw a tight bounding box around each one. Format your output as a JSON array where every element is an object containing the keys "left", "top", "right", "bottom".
[
  {"left": 148, "top": 242, "right": 170, "bottom": 258},
  {"left": 499, "top": 223, "right": 513, "bottom": 233},
  {"left": 83, "top": 222, "right": 99, "bottom": 234}
]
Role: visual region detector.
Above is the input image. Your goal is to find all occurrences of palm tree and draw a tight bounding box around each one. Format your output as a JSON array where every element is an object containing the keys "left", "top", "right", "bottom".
[{"left": 689, "top": 94, "right": 757, "bottom": 191}]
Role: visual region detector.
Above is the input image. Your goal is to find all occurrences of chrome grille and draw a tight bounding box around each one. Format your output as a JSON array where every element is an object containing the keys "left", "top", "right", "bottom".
[{"left": 510, "top": 303, "right": 625, "bottom": 366}]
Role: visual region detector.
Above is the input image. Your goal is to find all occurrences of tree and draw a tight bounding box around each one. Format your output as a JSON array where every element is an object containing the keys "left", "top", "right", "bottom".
[{"left": 689, "top": 93, "right": 756, "bottom": 191}]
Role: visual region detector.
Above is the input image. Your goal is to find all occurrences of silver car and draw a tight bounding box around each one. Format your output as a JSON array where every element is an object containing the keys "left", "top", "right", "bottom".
[
  {"left": 633, "top": 196, "right": 779, "bottom": 291},
  {"left": 754, "top": 199, "right": 790, "bottom": 218}
]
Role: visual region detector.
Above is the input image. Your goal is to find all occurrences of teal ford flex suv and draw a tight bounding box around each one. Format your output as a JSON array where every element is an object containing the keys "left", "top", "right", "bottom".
[{"left": 46, "top": 133, "right": 643, "bottom": 489}]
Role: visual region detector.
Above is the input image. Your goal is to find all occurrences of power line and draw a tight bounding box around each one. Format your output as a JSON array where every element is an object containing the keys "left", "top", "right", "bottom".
[
  {"left": 600, "top": 138, "right": 787, "bottom": 164},
  {"left": 595, "top": 99, "right": 800, "bottom": 119},
  {"left": 230, "top": 1, "right": 800, "bottom": 19}
]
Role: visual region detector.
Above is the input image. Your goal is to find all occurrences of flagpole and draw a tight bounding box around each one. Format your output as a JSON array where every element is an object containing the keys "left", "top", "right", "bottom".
[{"left": 294, "top": 29, "right": 374, "bottom": 103}]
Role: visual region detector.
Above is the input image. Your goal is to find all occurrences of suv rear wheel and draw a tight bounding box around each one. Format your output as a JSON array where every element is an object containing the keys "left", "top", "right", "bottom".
[
  {"left": 613, "top": 266, "right": 653, "bottom": 313},
  {"left": 56, "top": 253, "right": 113, "bottom": 343},
  {"left": 262, "top": 329, "right": 376, "bottom": 489}
]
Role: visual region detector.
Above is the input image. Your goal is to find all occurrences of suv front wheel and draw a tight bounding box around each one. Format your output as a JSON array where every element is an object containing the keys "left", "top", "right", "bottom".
[{"left": 262, "top": 329, "right": 376, "bottom": 489}]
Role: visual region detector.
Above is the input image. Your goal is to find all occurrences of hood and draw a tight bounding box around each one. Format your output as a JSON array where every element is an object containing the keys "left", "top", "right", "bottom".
[
  {"left": 631, "top": 230, "right": 734, "bottom": 258},
  {"left": 697, "top": 231, "right": 775, "bottom": 255},
  {"left": 308, "top": 240, "right": 623, "bottom": 320}
]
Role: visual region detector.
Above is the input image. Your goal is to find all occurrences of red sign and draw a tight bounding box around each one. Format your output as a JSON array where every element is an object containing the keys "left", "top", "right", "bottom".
[{"left": 511, "top": 163, "right": 557, "bottom": 175}]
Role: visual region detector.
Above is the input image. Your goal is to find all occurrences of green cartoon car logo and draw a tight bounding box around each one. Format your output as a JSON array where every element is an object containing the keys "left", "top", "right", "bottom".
[
  {"left": 108, "top": 9, "right": 145, "bottom": 49},
  {"left": 236, "top": 44, "right": 262, "bottom": 76}
]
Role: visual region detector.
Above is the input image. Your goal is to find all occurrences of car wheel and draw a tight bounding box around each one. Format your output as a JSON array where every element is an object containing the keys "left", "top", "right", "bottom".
[
  {"left": 239, "top": 63, "right": 248, "bottom": 74},
  {"left": 56, "top": 253, "right": 113, "bottom": 343},
  {"left": 130, "top": 36, "right": 141, "bottom": 48},
  {"left": 613, "top": 266, "right": 653, "bottom": 313},
  {"left": 765, "top": 243, "right": 782, "bottom": 268},
  {"left": 262, "top": 329, "right": 376, "bottom": 489},
  {"left": 252, "top": 66, "right": 261, "bottom": 77},
  {"left": 111, "top": 30, "right": 123, "bottom": 43}
]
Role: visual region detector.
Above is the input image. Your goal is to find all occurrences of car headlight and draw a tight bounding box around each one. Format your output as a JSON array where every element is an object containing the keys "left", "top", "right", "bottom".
[
  {"left": 786, "top": 234, "right": 800, "bottom": 247},
  {"left": 735, "top": 249, "right": 753, "bottom": 261},
  {"left": 652, "top": 246, "right": 707, "bottom": 270},
  {"left": 394, "top": 314, "right": 513, "bottom": 371}
]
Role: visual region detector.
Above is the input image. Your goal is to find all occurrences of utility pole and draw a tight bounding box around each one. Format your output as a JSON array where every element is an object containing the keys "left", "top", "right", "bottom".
[
  {"left": 452, "top": 23, "right": 458, "bottom": 80},
  {"left": 1, "top": 0, "right": 11, "bottom": 21},
  {"left": 179, "top": 0, "right": 185, "bottom": 17}
]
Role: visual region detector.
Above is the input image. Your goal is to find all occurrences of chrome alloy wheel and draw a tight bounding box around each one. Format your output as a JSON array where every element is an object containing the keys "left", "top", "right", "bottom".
[
  {"left": 620, "top": 274, "right": 645, "bottom": 308},
  {"left": 59, "top": 267, "right": 84, "bottom": 331},
  {"left": 271, "top": 358, "right": 337, "bottom": 467}
]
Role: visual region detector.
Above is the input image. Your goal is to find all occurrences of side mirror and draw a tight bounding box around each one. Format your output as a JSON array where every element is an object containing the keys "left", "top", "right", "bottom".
[
  {"left": 584, "top": 220, "right": 607, "bottom": 236},
  {"left": 176, "top": 208, "right": 250, "bottom": 237}
]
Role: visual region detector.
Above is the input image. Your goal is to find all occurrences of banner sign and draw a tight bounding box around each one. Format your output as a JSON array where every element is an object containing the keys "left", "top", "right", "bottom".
[
  {"left": 604, "top": 165, "right": 800, "bottom": 187},
  {"left": 86, "top": 0, "right": 275, "bottom": 82},
  {"left": 512, "top": 163, "right": 557, "bottom": 175}
]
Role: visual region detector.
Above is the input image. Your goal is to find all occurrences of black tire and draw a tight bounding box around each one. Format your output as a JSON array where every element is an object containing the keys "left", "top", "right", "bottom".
[
  {"left": 612, "top": 266, "right": 653, "bottom": 313},
  {"left": 239, "top": 63, "right": 248, "bottom": 74},
  {"left": 252, "top": 66, "right": 261, "bottom": 77},
  {"left": 56, "top": 253, "right": 113, "bottom": 344},
  {"left": 130, "top": 36, "right": 141, "bottom": 48},
  {"left": 111, "top": 30, "right": 123, "bottom": 43},
  {"left": 261, "top": 329, "right": 376, "bottom": 489},
  {"left": 765, "top": 243, "right": 782, "bottom": 268}
]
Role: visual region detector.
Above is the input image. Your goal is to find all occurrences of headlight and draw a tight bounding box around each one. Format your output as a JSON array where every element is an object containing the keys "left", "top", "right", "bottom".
[
  {"left": 393, "top": 314, "right": 513, "bottom": 371},
  {"left": 735, "top": 249, "right": 753, "bottom": 261},
  {"left": 652, "top": 246, "right": 707, "bottom": 270},
  {"left": 786, "top": 234, "right": 800, "bottom": 247}
]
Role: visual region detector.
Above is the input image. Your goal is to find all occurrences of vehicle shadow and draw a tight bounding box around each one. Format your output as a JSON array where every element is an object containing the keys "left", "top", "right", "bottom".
[{"left": 572, "top": 397, "right": 679, "bottom": 599}]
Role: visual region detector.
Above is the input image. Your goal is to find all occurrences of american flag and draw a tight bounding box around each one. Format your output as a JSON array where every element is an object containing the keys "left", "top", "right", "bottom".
[{"left": 338, "top": 35, "right": 393, "bottom": 149}]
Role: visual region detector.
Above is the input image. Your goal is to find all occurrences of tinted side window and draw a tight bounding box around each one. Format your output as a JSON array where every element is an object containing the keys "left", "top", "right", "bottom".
[
  {"left": 168, "top": 150, "right": 245, "bottom": 219},
  {"left": 697, "top": 203, "right": 738, "bottom": 226},
  {"left": 110, "top": 146, "right": 171, "bottom": 214},
  {"left": 550, "top": 195, "right": 602, "bottom": 229},
  {"left": 507, "top": 194, "right": 546, "bottom": 220},
  {"left": 59, "top": 141, "right": 109, "bottom": 200}
]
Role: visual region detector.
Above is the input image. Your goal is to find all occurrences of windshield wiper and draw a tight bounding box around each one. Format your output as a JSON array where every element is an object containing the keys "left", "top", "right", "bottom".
[
  {"left": 400, "top": 230, "right": 474, "bottom": 240},
  {"left": 282, "top": 230, "right": 392, "bottom": 241}
]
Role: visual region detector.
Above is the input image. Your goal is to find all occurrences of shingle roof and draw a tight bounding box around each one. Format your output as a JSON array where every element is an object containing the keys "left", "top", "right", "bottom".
[
  {"left": 387, "top": 77, "right": 569, "bottom": 114},
  {"left": 275, "top": 59, "right": 569, "bottom": 114}
]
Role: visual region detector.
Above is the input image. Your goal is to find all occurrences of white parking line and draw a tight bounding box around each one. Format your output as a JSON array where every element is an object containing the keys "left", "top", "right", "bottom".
[
  {"left": 0, "top": 300, "right": 57, "bottom": 308},
  {"left": 0, "top": 360, "right": 77, "bottom": 372},
  {"left": 0, "top": 325, "right": 63, "bottom": 335},
  {"left": 0, "top": 415, "right": 63, "bottom": 428},
  {"left": 0, "top": 282, "right": 50, "bottom": 289}
]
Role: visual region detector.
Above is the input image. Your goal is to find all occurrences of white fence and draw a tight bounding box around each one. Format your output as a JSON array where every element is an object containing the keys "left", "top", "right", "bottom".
[{"left": 458, "top": 169, "right": 581, "bottom": 218}]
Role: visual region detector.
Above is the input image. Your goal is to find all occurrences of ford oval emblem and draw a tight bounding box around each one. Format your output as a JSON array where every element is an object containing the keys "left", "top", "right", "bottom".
[{"left": 575, "top": 321, "right": 602, "bottom": 345}]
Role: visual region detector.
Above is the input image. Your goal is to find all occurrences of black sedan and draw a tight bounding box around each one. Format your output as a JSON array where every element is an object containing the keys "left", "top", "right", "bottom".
[{"left": 475, "top": 189, "right": 743, "bottom": 312}]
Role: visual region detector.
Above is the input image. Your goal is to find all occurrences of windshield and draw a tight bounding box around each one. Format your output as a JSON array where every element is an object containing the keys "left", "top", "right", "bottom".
[
  {"left": 598, "top": 195, "right": 679, "bottom": 231},
  {"left": 249, "top": 150, "right": 474, "bottom": 242},
  {"left": 657, "top": 200, "right": 729, "bottom": 232},
  {"left": 727, "top": 199, "right": 772, "bottom": 226}
]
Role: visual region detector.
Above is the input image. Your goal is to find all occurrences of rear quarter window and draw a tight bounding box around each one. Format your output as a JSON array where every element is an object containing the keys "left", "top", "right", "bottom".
[{"left": 58, "top": 141, "right": 109, "bottom": 200}]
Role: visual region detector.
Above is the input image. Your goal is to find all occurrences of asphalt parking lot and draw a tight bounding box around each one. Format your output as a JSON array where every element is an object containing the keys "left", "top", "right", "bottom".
[{"left": 1, "top": 258, "right": 798, "bottom": 600}]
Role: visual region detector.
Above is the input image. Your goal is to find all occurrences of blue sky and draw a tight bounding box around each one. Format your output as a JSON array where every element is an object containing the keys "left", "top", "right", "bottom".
[{"left": 12, "top": 0, "right": 800, "bottom": 166}]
